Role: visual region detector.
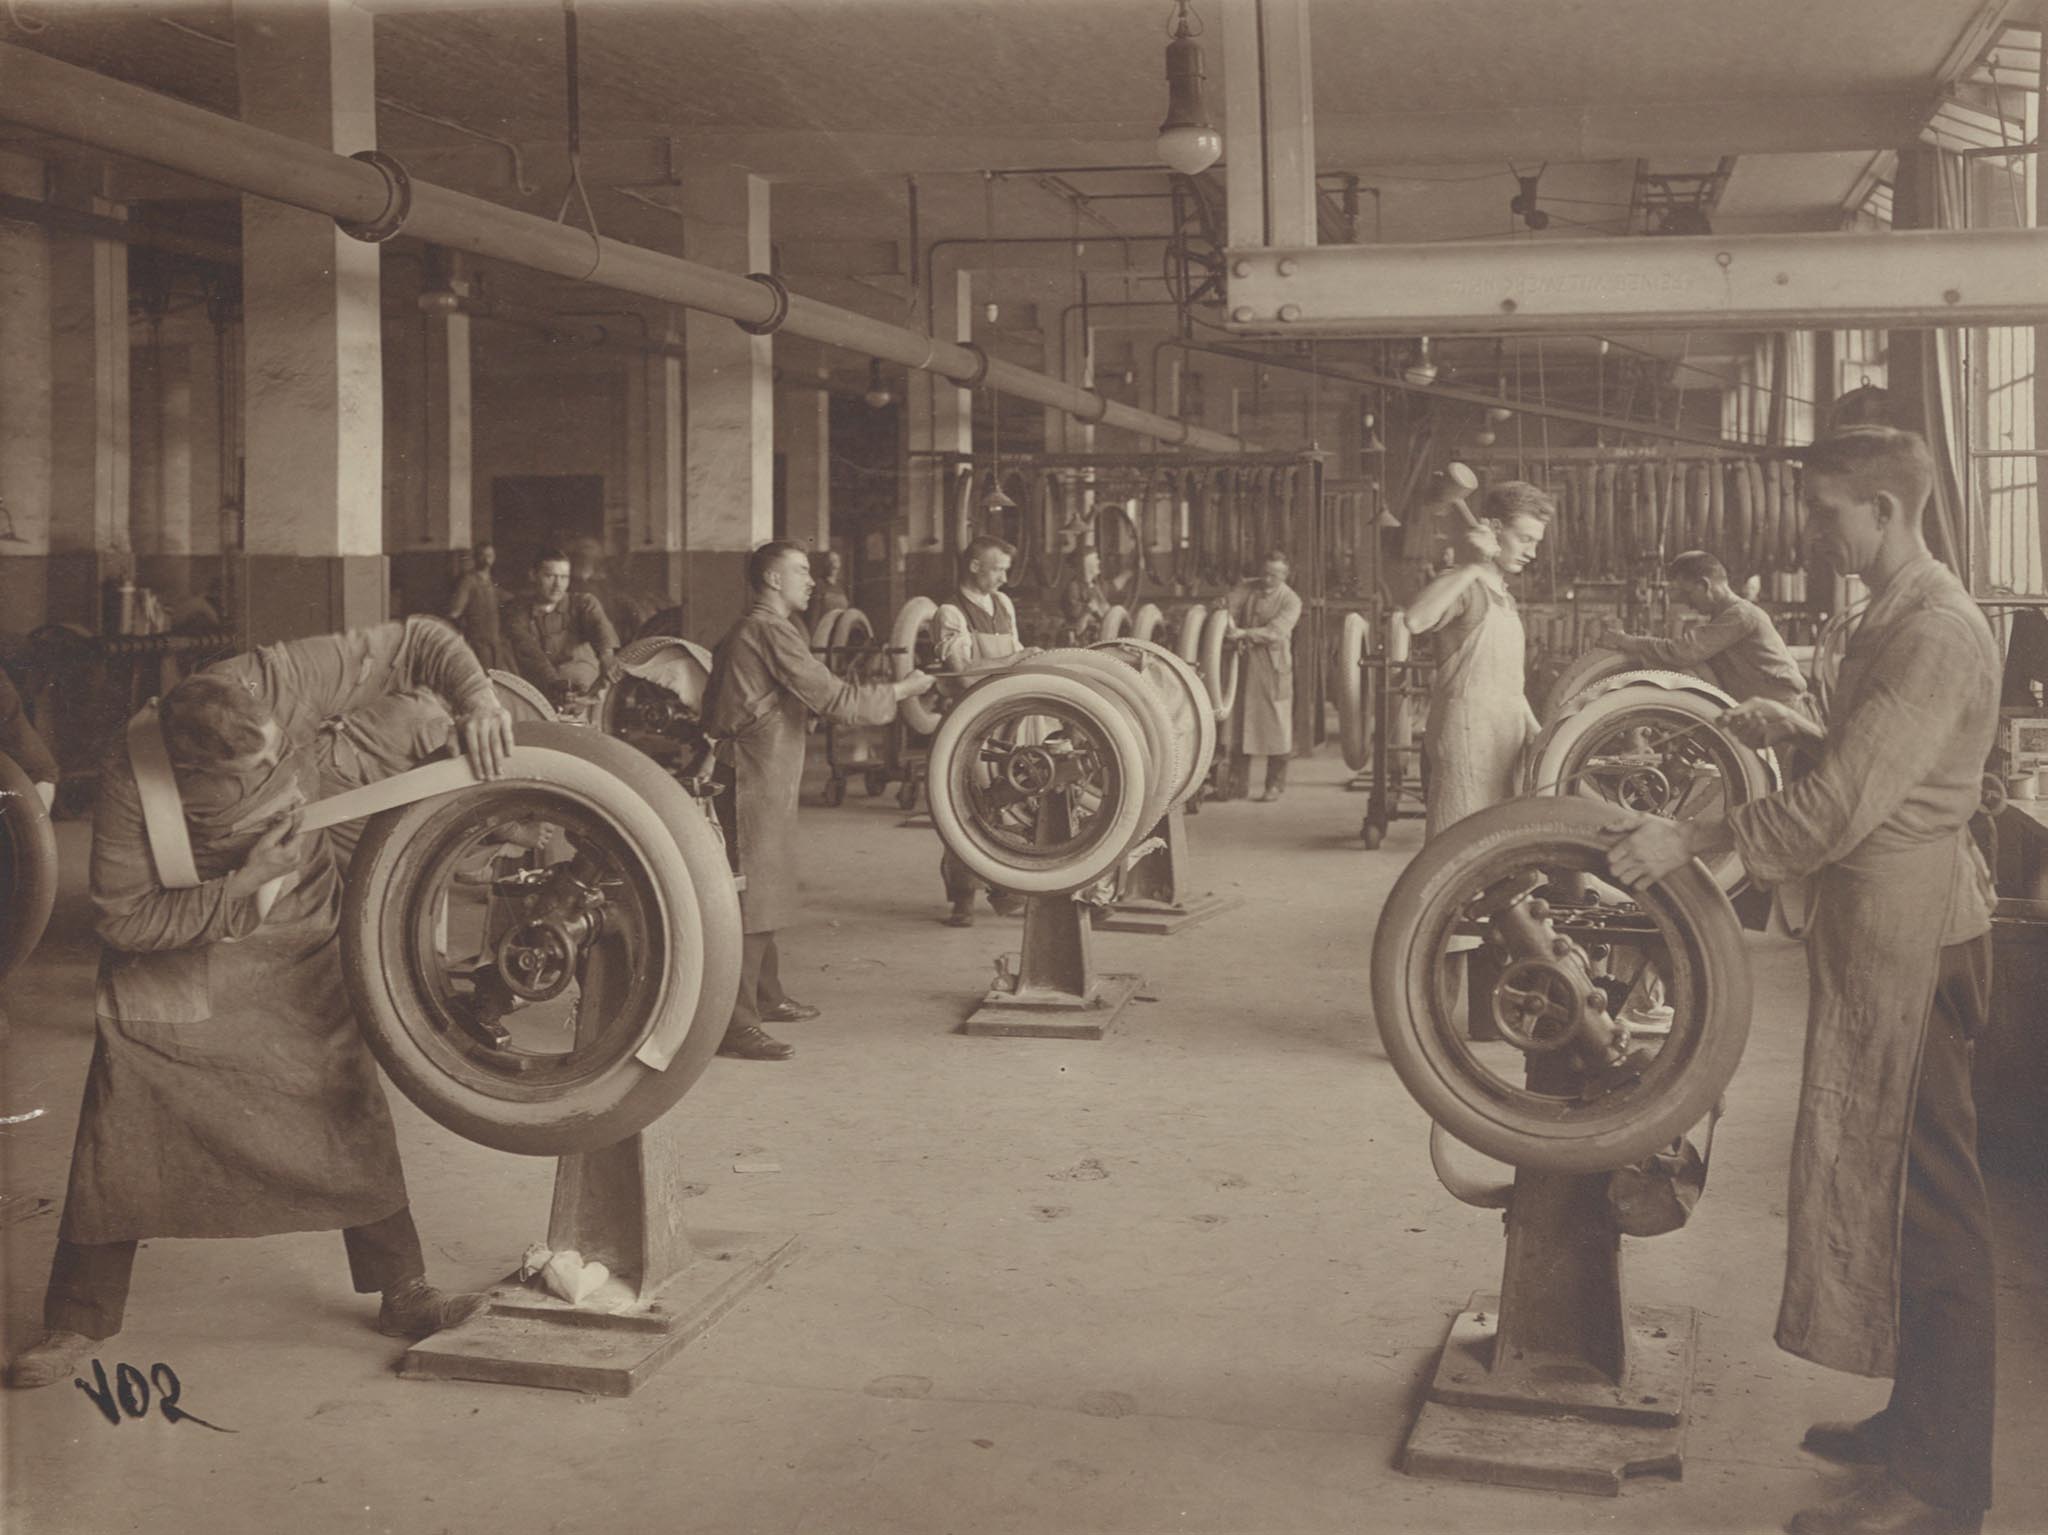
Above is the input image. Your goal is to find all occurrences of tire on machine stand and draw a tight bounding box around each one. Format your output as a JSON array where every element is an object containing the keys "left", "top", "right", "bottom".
[
  {"left": 1374, "top": 796, "right": 1752, "bottom": 1492},
  {"left": 334, "top": 720, "right": 795, "bottom": 1395}
]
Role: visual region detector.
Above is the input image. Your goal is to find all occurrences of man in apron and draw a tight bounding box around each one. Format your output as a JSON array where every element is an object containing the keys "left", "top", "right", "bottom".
[
  {"left": 5, "top": 616, "right": 516, "bottom": 1389},
  {"left": 1609, "top": 428, "right": 1999, "bottom": 1535},
  {"left": 934, "top": 535, "right": 1032, "bottom": 925},
  {"left": 703, "top": 542, "right": 935, "bottom": 1060},
  {"left": 1224, "top": 550, "right": 1303, "bottom": 802}
]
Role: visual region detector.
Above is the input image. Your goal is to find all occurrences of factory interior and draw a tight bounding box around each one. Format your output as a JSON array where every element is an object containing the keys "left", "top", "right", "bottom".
[{"left": 1, "top": 1, "right": 2046, "bottom": 1532}]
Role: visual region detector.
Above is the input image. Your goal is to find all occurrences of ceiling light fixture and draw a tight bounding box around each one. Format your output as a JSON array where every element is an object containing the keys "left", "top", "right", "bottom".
[
  {"left": 1403, "top": 336, "right": 1438, "bottom": 388},
  {"left": 1157, "top": 1, "right": 1223, "bottom": 177},
  {"left": 863, "top": 358, "right": 894, "bottom": 409}
]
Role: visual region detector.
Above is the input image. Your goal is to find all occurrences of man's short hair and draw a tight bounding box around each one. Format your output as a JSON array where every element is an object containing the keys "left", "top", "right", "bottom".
[
  {"left": 1262, "top": 548, "right": 1291, "bottom": 569},
  {"left": 747, "top": 539, "right": 809, "bottom": 591},
  {"left": 963, "top": 535, "right": 1016, "bottom": 569},
  {"left": 1668, "top": 550, "right": 1727, "bottom": 586},
  {"left": 1802, "top": 428, "right": 1935, "bottom": 516},
  {"left": 1481, "top": 480, "right": 1555, "bottom": 525},
  {"left": 159, "top": 672, "right": 269, "bottom": 768},
  {"left": 532, "top": 546, "right": 570, "bottom": 571},
  {"left": 1826, "top": 385, "right": 1913, "bottom": 436}
]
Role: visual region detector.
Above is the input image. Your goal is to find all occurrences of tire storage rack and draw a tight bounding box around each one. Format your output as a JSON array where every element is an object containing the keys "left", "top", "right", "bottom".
[
  {"left": 927, "top": 448, "right": 1339, "bottom": 770},
  {"left": 1459, "top": 447, "right": 1826, "bottom": 717},
  {"left": 923, "top": 639, "right": 1219, "bottom": 1038},
  {"left": 1371, "top": 795, "right": 1755, "bottom": 1492}
]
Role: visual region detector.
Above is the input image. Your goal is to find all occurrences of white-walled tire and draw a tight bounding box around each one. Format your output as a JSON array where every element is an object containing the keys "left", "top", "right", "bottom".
[
  {"left": 926, "top": 671, "right": 1150, "bottom": 895},
  {"left": 1092, "top": 637, "right": 1216, "bottom": 807},
  {"left": 340, "top": 722, "right": 741, "bottom": 1156},
  {"left": 1200, "top": 607, "right": 1240, "bottom": 718},
  {"left": 892, "top": 597, "right": 943, "bottom": 735},
  {"left": 1335, "top": 611, "right": 1371, "bottom": 772}
]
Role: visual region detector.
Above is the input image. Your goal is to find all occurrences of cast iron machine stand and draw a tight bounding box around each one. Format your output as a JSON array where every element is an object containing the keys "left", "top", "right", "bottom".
[
  {"left": 961, "top": 792, "right": 1141, "bottom": 1040},
  {"left": 1093, "top": 799, "right": 1241, "bottom": 936},
  {"left": 1403, "top": 881, "right": 1700, "bottom": 1495}
]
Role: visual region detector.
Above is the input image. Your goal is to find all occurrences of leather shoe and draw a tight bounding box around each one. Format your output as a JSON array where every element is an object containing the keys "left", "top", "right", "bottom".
[
  {"left": 1786, "top": 1472, "right": 1981, "bottom": 1535},
  {"left": 1803, "top": 1415, "right": 1890, "bottom": 1466},
  {"left": 944, "top": 909, "right": 975, "bottom": 928},
  {"left": 4, "top": 1330, "right": 93, "bottom": 1389},
  {"left": 719, "top": 1023, "right": 794, "bottom": 1060},
  {"left": 377, "top": 1278, "right": 490, "bottom": 1340},
  {"left": 761, "top": 999, "right": 820, "bottom": 1023}
]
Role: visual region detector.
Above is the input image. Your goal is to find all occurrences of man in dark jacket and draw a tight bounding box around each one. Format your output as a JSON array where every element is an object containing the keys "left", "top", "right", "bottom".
[
  {"left": 702, "top": 542, "right": 934, "bottom": 1060},
  {"left": 504, "top": 547, "right": 620, "bottom": 705}
]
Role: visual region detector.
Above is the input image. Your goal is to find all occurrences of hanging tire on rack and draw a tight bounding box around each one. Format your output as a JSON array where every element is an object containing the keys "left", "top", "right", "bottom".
[
  {"left": 1335, "top": 610, "right": 1372, "bottom": 772},
  {"left": 1726, "top": 462, "right": 1753, "bottom": 579},
  {"left": 1199, "top": 606, "right": 1240, "bottom": 718},
  {"left": 925, "top": 670, "right": 1152, "bottom": 896},
  {"left": 489, "top": 669, "right": 559, "bottom": 724},
  {"left": 1706, "top": 453, "right": 1726, "bottom": 553},
  {"left": 1371, "top": 796, "right": 1752, "bottom": 1173},
  {"left": 0, "top": 749, "right": 59, "bottom": 986},
  {"left": 1012, "top": 648, "right": 1182, "bottom": 833},
  {"left": 339, "top": 721, "right": 743, "bottom": 1157},
  {"left": 1176, "top": 603, "right": 1208, "bottom": 668},
  {"left": 1098, "top": 605, "right": 1132, "bottom": 642},
  {"left": 892, "top": 596, "right": 944, "bottom": 735},
  {"left": 1524, "top": 673, "right": 1774, "bottom": 895},
  {"left": 1090, "top": 636, "right": 1217, "bottom": 808},
  {"left": 1128, "top": 602, "right": 1165, "bottom": 646}
]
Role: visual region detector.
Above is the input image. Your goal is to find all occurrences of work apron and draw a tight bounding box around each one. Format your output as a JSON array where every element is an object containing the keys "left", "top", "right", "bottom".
[{"left": 1423, "top": 581, "right": 1530, "bottom": 841}]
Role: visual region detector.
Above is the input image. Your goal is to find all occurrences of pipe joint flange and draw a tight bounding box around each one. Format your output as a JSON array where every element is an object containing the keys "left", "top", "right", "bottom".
[
  {"left": 336, "top": 151, "right": 414, "bottom": 244},
  {"left": 1080, "top": 390, "right": 1111, "bottom": 425},
  {"left": 734, "top": 272, "right": 791, "bottom": 335},
  {"left": 956, "top": 342, "right": 991, "bottom": 391}
]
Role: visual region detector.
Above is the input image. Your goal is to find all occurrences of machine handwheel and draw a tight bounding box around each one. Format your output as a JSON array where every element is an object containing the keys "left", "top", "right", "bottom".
[
  {"left": 341, "top": 722, "right": 742, "bottom": 1156},
  {"left": 0, "top": 750, "right": 59, "bottom": 985},
  {"left": 1372, "top": 797, "right": 1750, "bottom": 1172}
]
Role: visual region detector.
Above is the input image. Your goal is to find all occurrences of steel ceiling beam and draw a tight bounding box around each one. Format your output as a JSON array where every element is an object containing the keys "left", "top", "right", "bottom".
[{"left": 1224, "top": 227, "right": 2048, "bottom": 336}]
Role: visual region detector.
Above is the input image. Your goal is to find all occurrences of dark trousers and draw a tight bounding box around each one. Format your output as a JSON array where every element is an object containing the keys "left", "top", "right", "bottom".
[
  {"left": 43, "top": 1206, "right": 427, "bottom": 1341},
  {"left": 1884, "top": 933, "right": 1996, "bottom": 1514},
  {"left": 939, "top": 850, "right": 1018, "bottom": 914},
  {"left": 1229, "top": 752, "right": 1289, "bottom": 796},
  {"left": 728, "top": 931, "right": 787, "bottom": 1031}
]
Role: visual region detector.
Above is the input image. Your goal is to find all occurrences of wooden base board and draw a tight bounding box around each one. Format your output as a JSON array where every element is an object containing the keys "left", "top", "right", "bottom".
[
  {"left": 960, "top": 971, "right": 1141, "bottom": 1040},
  {"left": 397, "top": 1229, "right": 799, "bottom": 1396},
  {"left": 1401, "top": 1294, "right": 1696, "bottom": 1497},
  {"left": 1092, "top": 890, "right": 1243, "bottom": 936}
]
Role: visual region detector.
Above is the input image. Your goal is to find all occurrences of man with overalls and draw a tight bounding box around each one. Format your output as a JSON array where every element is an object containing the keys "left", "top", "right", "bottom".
[{"left": 933, "top": 536, "right": 1034, "bottom": 926}]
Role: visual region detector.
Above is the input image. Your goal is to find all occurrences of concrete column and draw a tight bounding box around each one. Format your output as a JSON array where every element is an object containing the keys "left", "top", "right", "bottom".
[
  {"left": 235, "top": 0, "right": 384, "bottom": 642},
  {"left": 626, "top": 345, "right": 685, "bottom": 604},
  {"left": 682, "top": 167, "right": 771, "bottom": 641},
  {"left": 780, "top": 369, "right": 831, "bottom": 557},
  {"left": 40, "top": 162, "right": 133, "bottom": 629},
  {"left": 133, "top": 338, "right": 197, "bottom": 607},
  {"left": 0, "top": 152, "right": 55, "bottom": 628}
]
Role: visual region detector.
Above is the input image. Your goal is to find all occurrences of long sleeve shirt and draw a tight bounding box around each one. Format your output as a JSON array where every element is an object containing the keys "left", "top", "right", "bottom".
[
  {"left": 1629, "top": 596, "right": 1806, "bottom": 705},
  {"left": 504, "top": 591, "right": 620, "bottom": 695}
]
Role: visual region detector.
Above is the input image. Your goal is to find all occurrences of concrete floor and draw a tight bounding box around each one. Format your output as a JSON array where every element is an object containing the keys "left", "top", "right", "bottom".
[{"left": 3, "top": 745, "right": 2044, "bottom": 1535}]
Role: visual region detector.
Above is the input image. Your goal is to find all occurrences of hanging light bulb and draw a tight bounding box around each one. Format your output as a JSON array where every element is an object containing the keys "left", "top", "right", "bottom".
[
  {"left": 862, "top": 358, "right": 894, "bottom": 409},
  {"left": 1485, "top": 405, "right": 1514, "bottom": 424},
  {"left": 1403, "top": 336, "right": 1438, "bottom": 388},
  {"left": 1157, "top": 1, "right": 1223, "bottom": 176},
  {"left": 984, "top": 300, "right": 1000, "bottom": 324},
  {"left": 982, "top": 473, "right": 1018, "bottom": 513}
]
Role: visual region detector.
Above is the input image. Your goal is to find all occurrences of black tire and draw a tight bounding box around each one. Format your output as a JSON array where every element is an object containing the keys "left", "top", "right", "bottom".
[
  {"left": 1336, "top": 611, "right": 1370, "bottom": 772},
  {"left": 0, "top": 750, "right": 59, "bottom": 985},
  {"left": 1372, "top": 797, "right": 1751, "bottom": 1173},
  {"left": 340, "top": 721, "right": 742, "bottom": 1156}
]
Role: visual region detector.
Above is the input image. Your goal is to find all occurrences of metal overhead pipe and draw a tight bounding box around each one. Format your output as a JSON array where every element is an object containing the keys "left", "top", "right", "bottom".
[{"left": 0, "top": 43, "right": 1247, "bottom": 456}]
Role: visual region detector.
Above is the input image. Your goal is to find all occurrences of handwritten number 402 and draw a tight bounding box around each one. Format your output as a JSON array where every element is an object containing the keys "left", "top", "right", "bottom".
[{"left": 74, "top": 1360, "right": 232, "bottom": 1433}]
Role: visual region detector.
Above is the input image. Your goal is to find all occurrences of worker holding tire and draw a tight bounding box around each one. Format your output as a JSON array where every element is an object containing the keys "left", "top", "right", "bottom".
[
  {"left": 4, "top": 616, "right": 517, "bottom": 1391},
  {"left": 932, "top": 535, "right": 1032, "bottom": 927},
  {"left": 1220, "top": 549, "right": 1301, "bottom": 803},
  {"left": 1607, "top": 428, "right": 2001, "bottom": 1535},
  {"left": 702, "top": 542, "right": 935, "bottom": 1061}
]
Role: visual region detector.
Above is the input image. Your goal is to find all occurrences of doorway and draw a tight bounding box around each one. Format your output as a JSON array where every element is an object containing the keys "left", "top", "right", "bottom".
[{"left": 489, "top": 475, "right": 606, "bottom": 587}]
